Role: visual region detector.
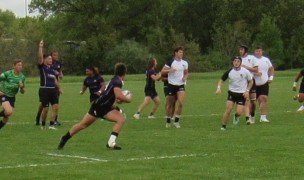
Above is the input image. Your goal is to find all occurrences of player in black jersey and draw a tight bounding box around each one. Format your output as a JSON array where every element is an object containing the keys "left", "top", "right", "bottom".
[{"left": 80, "top": 67, "right": 105, "bottom": 102}]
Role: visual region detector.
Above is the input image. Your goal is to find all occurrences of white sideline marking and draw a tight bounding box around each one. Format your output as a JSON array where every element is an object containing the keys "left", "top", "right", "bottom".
[
  {"left": 47, "top": 153, "right": 108, "bottom": 162},
  {"left": 47, "top": 153, "right": 196, "bottom": 163},
  {"left": 0, "top": 161, "right": 93, "bottom": 169},
  {"left": 0, "top": 153, "right": 197, "bottom": 169}
]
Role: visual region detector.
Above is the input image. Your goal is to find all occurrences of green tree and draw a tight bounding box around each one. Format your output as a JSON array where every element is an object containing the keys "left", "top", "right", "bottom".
[{"left": 252, "top": 15, "right": 284, "bottom": 68}]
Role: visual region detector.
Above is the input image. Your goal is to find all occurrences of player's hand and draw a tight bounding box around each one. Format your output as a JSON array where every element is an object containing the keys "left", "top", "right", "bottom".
[
  {"left": 268, "top": 80, "right": 273, "bottom": 84},
  {"left": 39, "top": 40, "right": 44, "bottom": 48},
  {"left": 215, "top": 88, "right": 221, "bottom": 94},
  {"left": 170, "top": 68, "right": 177, "bottom": 73},
  {"left": 292, "top": 86, "right": 297, "bottom": 91},
  {"left": 20, "top": 88, "right": 25, "bottom": 94},
  {"left": 243, "top": 92, "right": 249, "bottom": 99},
  {"left": 255, "top": 72, "right": 262, "bottom": 76},
  {"left": 58, "top": 88, "right": 63, "bottom": 94},
  {"left": 18, "top": 81, "right": 24, "bottom": 89}
]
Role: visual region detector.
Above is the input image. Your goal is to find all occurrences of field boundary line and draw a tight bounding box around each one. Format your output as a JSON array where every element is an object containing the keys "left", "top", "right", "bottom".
[
  {"left": 0, "top": 161, "right": 93, "bottom": 170},
  {"left": 47, "top": 153, "right": 108, "bottom": 162}
]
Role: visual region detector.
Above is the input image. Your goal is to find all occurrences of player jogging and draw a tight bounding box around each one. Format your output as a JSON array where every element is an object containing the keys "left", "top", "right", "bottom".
[
  {"left": 0, "top": 60, "right": 26, "bottom": 131},
  {"left": 216, "top": 56, "right": 253, "bottom": 130},
  {"left": 239, "top": 45, "right": 258, "bottom": 124}
]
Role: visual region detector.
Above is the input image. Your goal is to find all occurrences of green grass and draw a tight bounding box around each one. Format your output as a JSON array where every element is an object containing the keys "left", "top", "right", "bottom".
[{"left": 0, "top": 70, "right": 303, "bottom": 179}]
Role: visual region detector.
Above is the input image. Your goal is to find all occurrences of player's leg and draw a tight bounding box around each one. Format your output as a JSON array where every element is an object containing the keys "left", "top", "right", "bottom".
[
  {"left": 221, "top": 101, "right": 234, "bottom": 130},
  {"left": 249, "top": 93, "right": 257, "bottom": 124},
  {"left": 0, "top": 101, "right": 13, "bottom": 130},
  {"left": 104, "top": 109, "right": 125, "bottom": 150},
  {"left": 35, "top": 103, "right": 43, "bottom": 125},
  {"left": 133, "top": 96, "right": 151, "bottom": 119},
  {"left": 58, "top": 113, "right": 97, "bottom": 150},
  {"left": 244, "top": 100, "right": 251, "bottom": 125},
  {"left": 173, "top": 90, "right": 186, "bottom": 128},
  {"left": 296, "top": 83, "right": 304, "bottom": 111},
  {"left": 166, "top": 95, "right": 176, "bottom": 127},
  {"left": 49, "top": 89, "right": 59, "bottom": 129},
  {"left": 149, "top": 95, "right": 160, "bottom": 118},
  {"left": 259, "top": 95, "right": 269, "bottom": 122}
]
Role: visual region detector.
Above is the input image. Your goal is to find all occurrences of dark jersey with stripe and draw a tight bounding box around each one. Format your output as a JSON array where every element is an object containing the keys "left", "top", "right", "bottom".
[
  {"left": 145, "top": 69, "right": 157, "bottom": 89},
  {"left": 94, "top": 76, "right": 123, "bottom": 107},
  {"left": 38, "top": 64, "right": 56, "bottom": 88},
  {"left": 83, "top": 75, "right": 105, "bottom": 95},
  {"left": 51, "top": 61, "right": 62, "bottom": 80}
]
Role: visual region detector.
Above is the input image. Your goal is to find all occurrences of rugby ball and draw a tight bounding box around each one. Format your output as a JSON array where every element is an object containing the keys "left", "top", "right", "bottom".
[{"left": 122, "top": 90, "right": 132, "bottom": 98}]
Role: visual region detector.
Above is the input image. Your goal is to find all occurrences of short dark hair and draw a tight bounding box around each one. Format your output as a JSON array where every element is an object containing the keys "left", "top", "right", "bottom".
[
  {"left": 14, "top": 59, "right": 22, "bottom": 65},
  {"left": 43, "top": 54, "right": 51, "bottom": 59},
  {"left": 239, "top": 45, "right": 249, "bottom": 53},
  {"left": 255, "top": 46, "right": 263, "bottom": 50},
  {"left": 174, "top": 46, "right": 184, "bottom": 53},
  {"left": 114, "top": 63, "right": 127, "bottom": 76}
]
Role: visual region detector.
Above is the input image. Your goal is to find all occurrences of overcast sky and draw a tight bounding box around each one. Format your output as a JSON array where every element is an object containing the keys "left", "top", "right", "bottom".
[{"left": 0, "top": 0, "right": 36, "bottom": 17}]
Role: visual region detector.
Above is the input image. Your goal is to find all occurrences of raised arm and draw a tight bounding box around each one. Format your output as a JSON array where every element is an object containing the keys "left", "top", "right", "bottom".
[{"left": 38, "top": 40, "right": 44, "bottom": 65}]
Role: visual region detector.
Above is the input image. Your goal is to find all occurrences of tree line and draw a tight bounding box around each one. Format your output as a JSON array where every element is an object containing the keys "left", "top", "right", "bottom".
[{"left": 0, "top": 0, "right": 303, "bottom": 75}]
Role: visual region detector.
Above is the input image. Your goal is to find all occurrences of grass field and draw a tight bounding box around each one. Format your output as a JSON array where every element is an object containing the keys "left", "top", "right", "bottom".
[{"left": 0, "top": 70, "right": 303, "bottom": 179}]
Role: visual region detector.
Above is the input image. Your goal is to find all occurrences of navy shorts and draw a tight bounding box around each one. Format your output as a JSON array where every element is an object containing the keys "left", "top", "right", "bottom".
[
  {"left": 145, "top": 87, "right": 158, "bottom": 99},
  {"left": 88, "top": 104, "right": 115, "bottom": 118},
  {"left": 299, "top": 82, "right": 304, "bottom": 93},
  {"left": 0, "top": 95, "right": 15, "bottom": 107}
]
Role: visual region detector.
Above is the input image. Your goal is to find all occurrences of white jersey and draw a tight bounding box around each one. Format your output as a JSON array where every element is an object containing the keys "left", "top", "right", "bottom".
[
  {"left": 254, "top": 56, "right": 272, "bottom": 86},
  {"left": 165, "top": 59, "right": 188, "bottom": 86},
  {"left": 221, "top": 67, "right": 252, "bottom": 93},
  {"left": 241, "top": 54, "right": 258, "bottom": 76}
]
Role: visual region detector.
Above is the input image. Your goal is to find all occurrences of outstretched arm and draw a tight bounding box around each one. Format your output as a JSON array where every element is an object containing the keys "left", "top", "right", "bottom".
[{"left": 38, "top": 40, "right": 44, "bottom": 65}]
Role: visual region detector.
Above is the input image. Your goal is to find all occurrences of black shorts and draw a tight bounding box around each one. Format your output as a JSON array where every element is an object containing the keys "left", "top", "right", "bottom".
[
  {"left": 227, "top": 91, "right": 246, "bottom": 105},
  {"left": 167, "top": 84, "right": 185, "bottom": 96},
  {"left": 39, "top": 88, "right": 59, "bottom": 107},
  {"left": 250, "top": 79, "right": 257, "bottom": 93},
  {"left": 299, "top": 82, "right": 304, "bottom": 93},
  {"left": 256, "top": 83, "right": 269, "bottom": 98},
  {"left": 145, "top": 87, "right": 158, "bottom": 99},
  {"left": 0, "top": 95, "right": 15, "bottom": 107},
  {"left": 88, "top": 104, "right": 115, "bottom": 118}
]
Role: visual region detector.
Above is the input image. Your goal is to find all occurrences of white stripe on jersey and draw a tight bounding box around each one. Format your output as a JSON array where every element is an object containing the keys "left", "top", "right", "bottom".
[{"left": 254, "top": 56, "right": 272, "bottom": 86}]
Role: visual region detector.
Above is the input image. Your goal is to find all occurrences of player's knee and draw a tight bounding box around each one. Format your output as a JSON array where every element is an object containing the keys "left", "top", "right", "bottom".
[{"left": 4, "top": 109, "right": 13, "bottom": 117}]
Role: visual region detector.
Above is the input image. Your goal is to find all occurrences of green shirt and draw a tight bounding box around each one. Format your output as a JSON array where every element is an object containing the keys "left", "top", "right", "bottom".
[{"left": 0, "top": 70, "right": 26, "bottom": 97}]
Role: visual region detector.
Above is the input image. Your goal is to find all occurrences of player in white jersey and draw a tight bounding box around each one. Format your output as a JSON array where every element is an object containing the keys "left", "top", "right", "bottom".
[
  {"left": 253, "top": 47, "right": 275, "bottom": 122},
  {"left": 216, "top": 56, "right": 253, "bottom": 130},
  {"left": 161, "top": 47, "right": 188, "bottom": 128},
  {"left": 239, "top": 45, "right": 258, "bottom": 124}
]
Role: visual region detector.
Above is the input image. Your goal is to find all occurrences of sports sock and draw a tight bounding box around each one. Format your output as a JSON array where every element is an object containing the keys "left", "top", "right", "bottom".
[
  {"left": 35, "top": 112, "right": 41, "bottom": 122},
  {"left": 62, "top": 131, "right": 72, "bottom": 141},
  {"left": 108, "top": 132, "right": 118, "bottom": 145},
  {"left": 41, "top": 121, "right": 46, "bottom": 126},
  {"left": 250, "top": 112, "right": 255, "bottom": 118},
  {"left": 174, "top": 115, "right": 180, "bottom": 122},
  {"left": 0, "top": 111, "right": 5, "bottom": 117},
  {"left": 260, "top": 115, "right": 266, "bottom": 120},
  {"left": 246, "top": 116, "right": 250, "bottom": 121},
  {"left": 166, "top": 117, "right": 171, "bottom": 123},
  {"left": 149, "top": 112, "right": 154, "bottom": 116},
  {"left": 50, "top": 121, "right": 54, "bottom": 126},
  {"left": 0, "top": 120, "right": 6, "bottom": 129},
  {"left": 222, "top": 124, "right": 226, "bottom": 129},
  {"left": 55, "top": 115, "right": 58, "bottom": 122}
]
